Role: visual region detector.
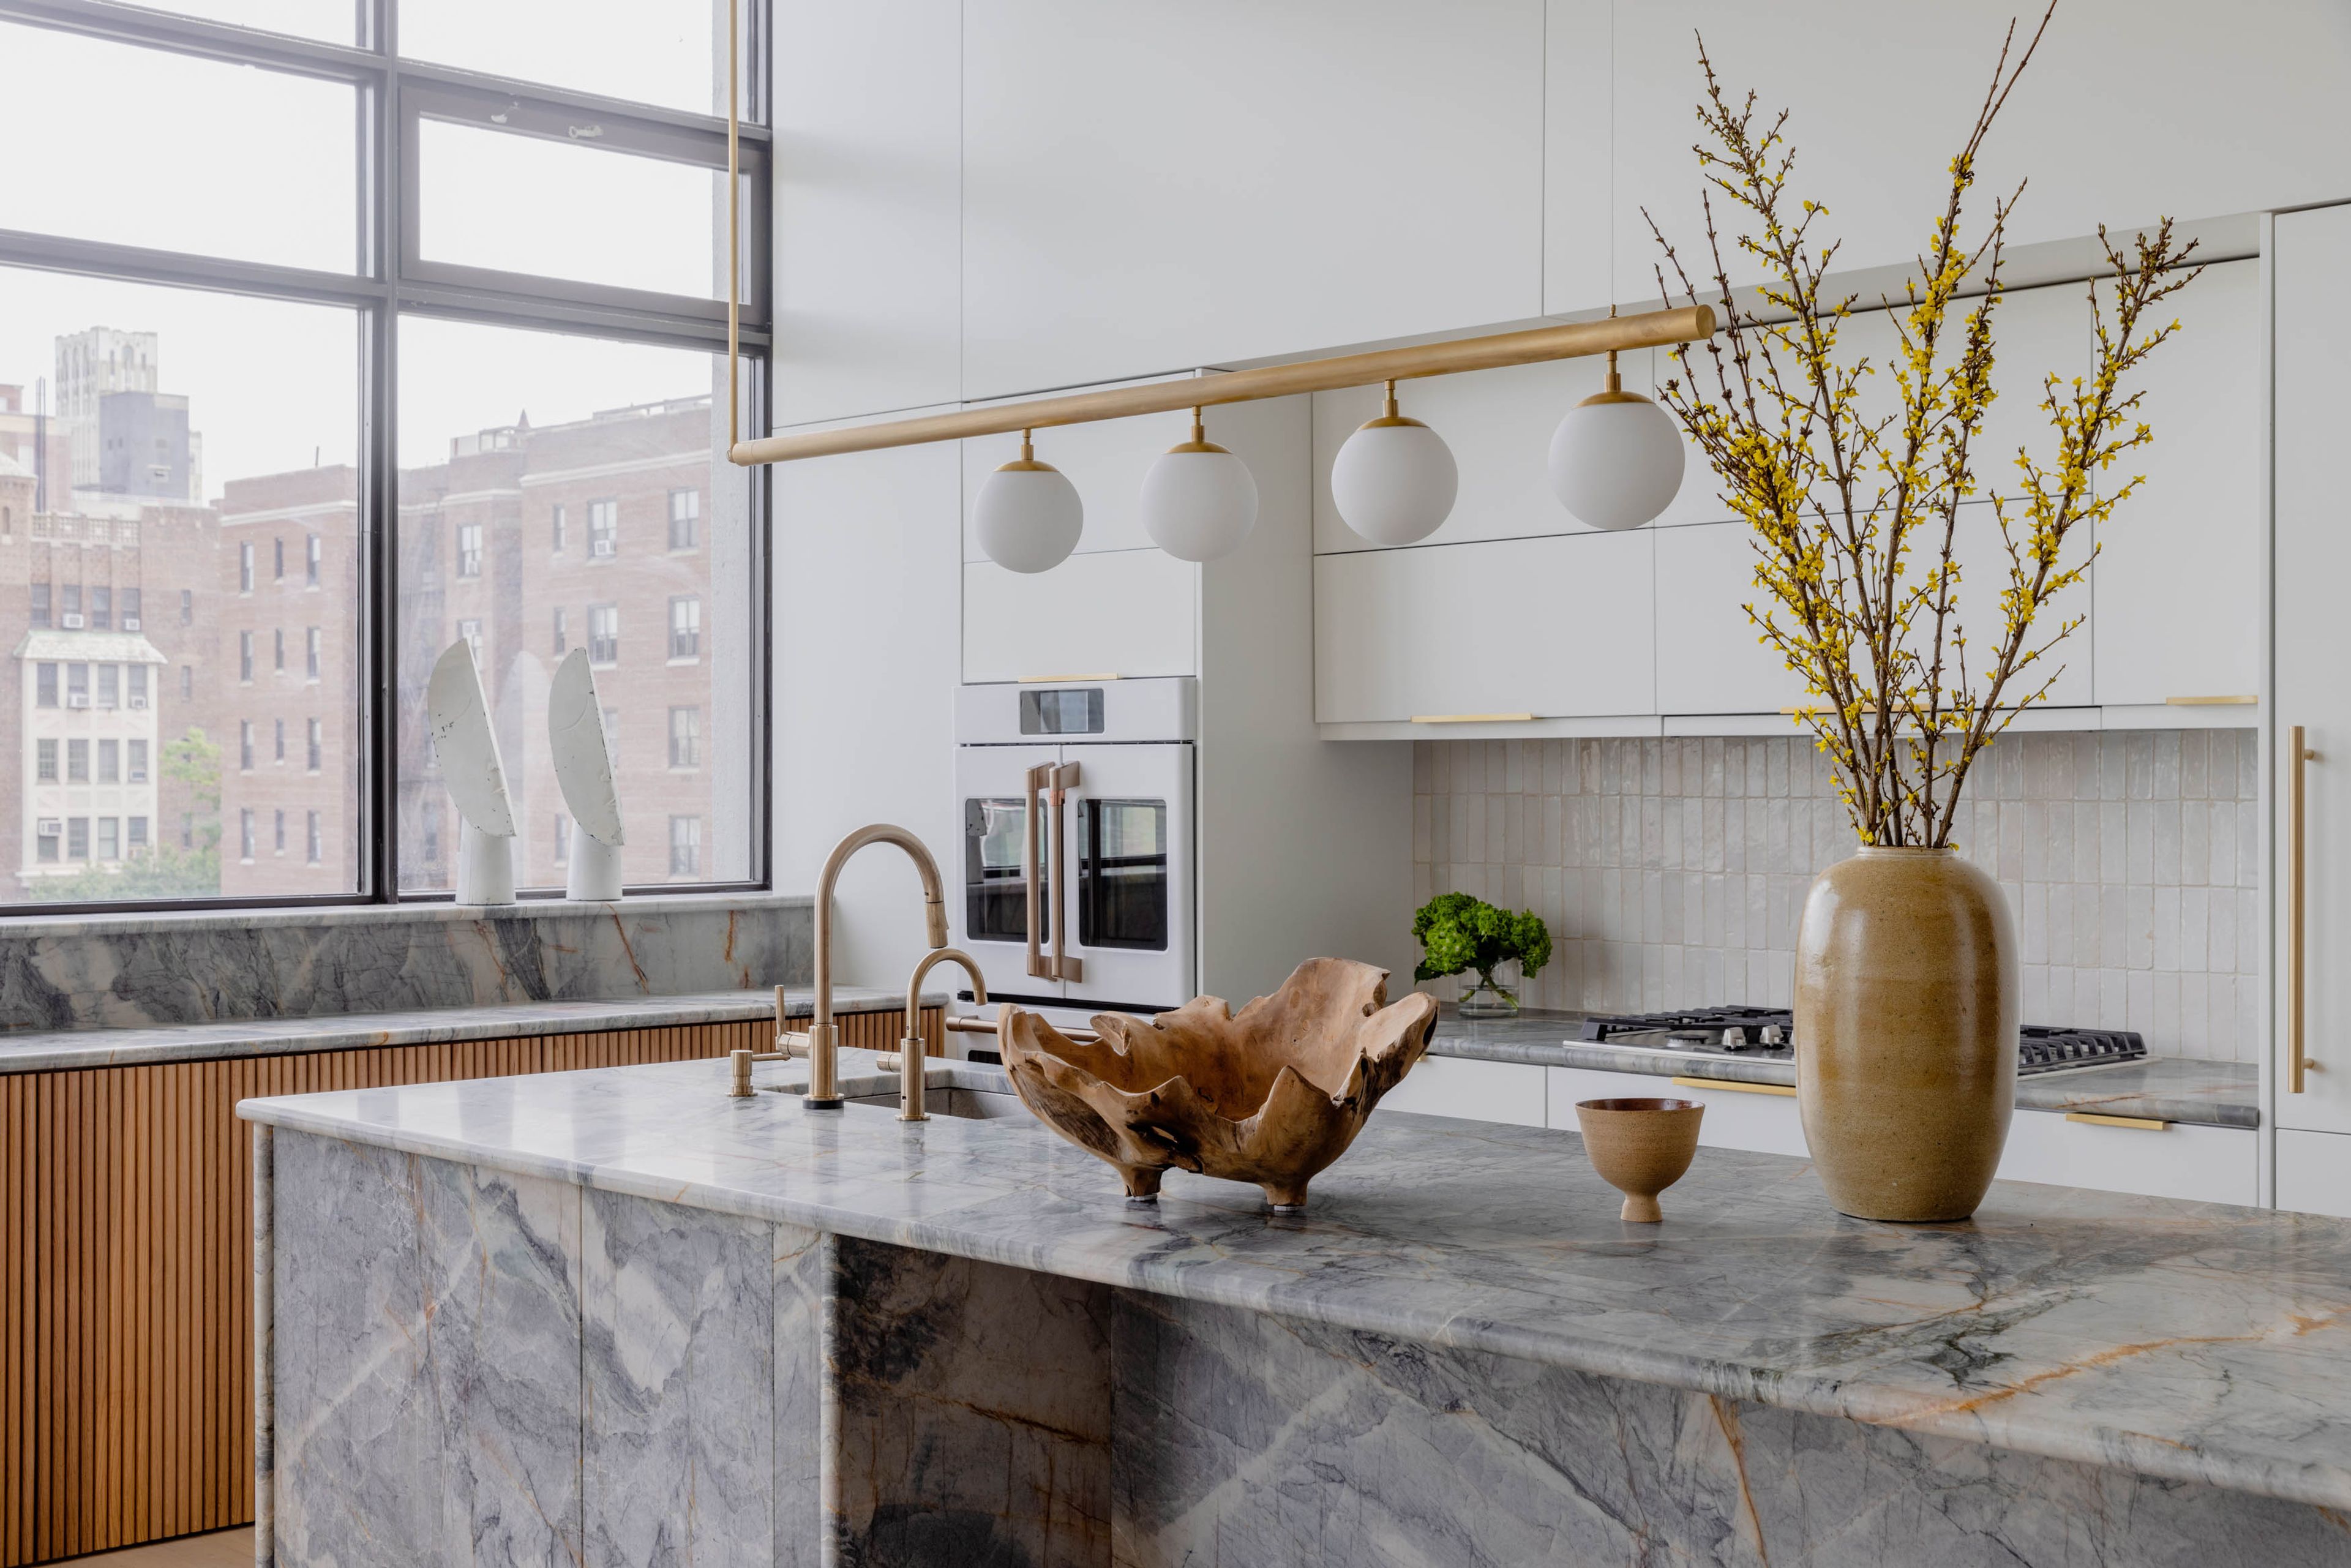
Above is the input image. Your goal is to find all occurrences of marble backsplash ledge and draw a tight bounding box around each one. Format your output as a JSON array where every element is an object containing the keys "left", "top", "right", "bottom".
[
  {"left": 0, "top": 893, "right": 814, "bottom": 1032},
  {"left": 1414, "top": 730, "right": 2262, "bottom": 1061}
]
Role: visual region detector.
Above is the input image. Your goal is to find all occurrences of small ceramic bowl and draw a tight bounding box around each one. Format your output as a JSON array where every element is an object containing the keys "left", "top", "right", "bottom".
[{"left": 1574, "top": 1097, "right": 1704, "bottom": 1222}]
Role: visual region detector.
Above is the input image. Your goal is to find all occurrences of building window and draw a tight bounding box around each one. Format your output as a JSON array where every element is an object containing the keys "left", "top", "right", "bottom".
[
  {"left": 181, "top": 813, "right": 193, "bottom": 850},
  {"left": 306, "top": 626, "right": 321, "bottom": 680},
  {"left": 129, "top": 740, "right": 149, "bottom": 783},
  {"left": 61, "top": 584, "right": 80, "bottom": 625},
  {"left": 122, "top": 588, "right": 140, "bottom": 628},
  {"left": 239, "top": 541, "right": 254, "bottom": 593},
  {"left": 181, "top": 666, "right": 193, "bottom": 700},
  {"left": 274, "top": 628, "right": 286, "bottom": 672},
  {"left": 97, "top": 818, "right": 119, "bottom": 861},
  {"left": 307, "top": 719, "right": 323, "bottom": 772},
  {"left": 551, "top": 504, "right": 566, "bottom": 553},
  {"left": 67, "top": 819, "right": 89, "bottom": 861},
  {"left": 67, "top": 664, "right": 88, "bottom": 707},
  {"left": 274, "top": 809, "right": 287, "bottom": 854},
  {"left": 239, "top": 809, "right": 255, "bottom": 861},
  {"left": 129, "top": 665, "right": 148, "bottom": 708},
  {"left": 239, "top": 722, "right": 254, "bottom": 771},
  {"left": 588, "top": 498, "right": 618, "bottom": 558},
  {"left": 28, "top": 583, "right": 50, "bottom": 628},
  {"left": 307, "top": 811, "right": 321, "bottom": 864},
  {"left": 669, "top": 815, "right": 700, "bottom": 877},
  {"left": 458, "top": 618, "right": 484, "bottom": 666},
  {"left": 91, "top": 585, "right": 111, "bottom": 629},
  {"left": 37, "top": 830, "right": 59, "bottom": 865},
  {"left": 668, "top": 595, "right": 700, "bottom": 659},
  {"left": 667, "top": 487, "right": 699, "bottom": 550},
  {"left": 588, "top": 603, "right": 618, "bottom": 665},
  {"left": 553, "top": 813, "right": 571, "bottom": 865},
  {"left": 36, "top": 664, "right": 57, "bottom": 708},
  {"left": 97, "top": 664, "right": 119, "bottom": 709},
  {"left": 129, "top": 817, "right": 149, "bottom": 853},
  {"left": 274, "top": 537, "right": 285, "bottom": 581},
  {"left": 98, "top": 740, "right": 119, "bottom": 784},
  {"left": 552, "top": 607, "right": 567, "bottom": 656},
  {"left": 36, "top": 741, "right": 57, "bottom": 782},
  {"left": 668, "top": 705, "right": 700, "bottom": 768},
  {"left": 307, "top": 534, "right": 321, "bottom": 586},
  {"left": 274, "top": 719, "right": 287, "bottom": 763},
  {"left": 179, "top": 588, "right": 192, "bottom": 625},
  {"left": 239, "top": 631, "right": 254, "bottom": 682},
  {"left": 67, "top": 740, "right": 88, "bottom": 784},
  {"left": 421, "top": 801, "right": 441, "bottom": 863},
  {"left": 457, "top": 522, "right": 483, "bottom": 579}
]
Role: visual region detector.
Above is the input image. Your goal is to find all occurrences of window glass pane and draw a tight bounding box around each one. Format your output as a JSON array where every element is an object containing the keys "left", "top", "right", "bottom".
[
  {"left": 400, "top": 0, "right": 740, "bottom": 117},
  {"left": 395, "top": 317, "right": 754, "bottom": 893},
  {"left": 0, "top": 23, "right": 357, "bottom": 272},
  {"left": 143, "top": 1, "right": 359, "bottom": 43},
  {"left": 0, "top": 266, "right": 363, "bottom": 902},
  {"left": 417, "top": 120, "right": 732, "bottom": 301}
]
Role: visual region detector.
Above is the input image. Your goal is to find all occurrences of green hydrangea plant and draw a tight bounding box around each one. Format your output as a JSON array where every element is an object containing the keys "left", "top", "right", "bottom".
[{"left": 1411, "top": 892, "right": 1552, "bottom": 995}]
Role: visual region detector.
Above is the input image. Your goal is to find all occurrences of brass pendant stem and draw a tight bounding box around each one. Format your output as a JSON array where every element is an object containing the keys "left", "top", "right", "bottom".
[
  {"left": 1605, "top": 348, "right": 1622, "bottom": 396},
  {"left": 1382, "top": 378, "right": 1400, "bottom": 419},
  {"left": 1190, "top": 407, "right": 1205, "bottom": 445},
  {"left": 1020, "top": 428, "right": 1035, "bottom": 462}
]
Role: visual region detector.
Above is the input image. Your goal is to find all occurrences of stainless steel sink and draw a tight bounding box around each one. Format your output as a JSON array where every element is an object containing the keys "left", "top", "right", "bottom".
[{"left": 765, "top": 1059, "right": 1027, "bottom": 1121}]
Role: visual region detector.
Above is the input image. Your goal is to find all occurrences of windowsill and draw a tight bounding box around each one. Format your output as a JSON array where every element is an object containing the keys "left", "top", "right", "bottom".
[
  {"left": 667, "top": 656, "right": 701, "bottom": 666},
  {"left": 0, "top": 888, "right": 801, "bottom": 937}
]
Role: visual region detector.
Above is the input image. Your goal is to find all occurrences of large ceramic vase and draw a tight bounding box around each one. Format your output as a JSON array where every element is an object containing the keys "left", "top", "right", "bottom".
[{"left": 1794, "top": 846, "right": 2017, "bottom": 1221}]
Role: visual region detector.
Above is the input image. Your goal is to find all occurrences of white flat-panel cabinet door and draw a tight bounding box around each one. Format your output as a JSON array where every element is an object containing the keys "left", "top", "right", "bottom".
[
  {"left": 963, "top": 552, "right": 1197, "bottom": 685},
  {"left": 1384, "top": 1056, "right": 1549, "bottom": 1128},
  {"left": 1996, "top": 1115, "right": 2255, "bottom": 1207},
  {"left": 2277, "top": 1129, "right": 2351, "bottom": 1218},
  {"left": 2274, "top": 205, "right": 2351, "bottom": 1136},
  {"left": 1654, "top": 522, "right": 1809, "bottom": 715},
  {"left": 961, "top": 1, "right": 1543, "bottom": 399},
  {"left": 1314, "top": 531, "right": 1655, "bottom": 724},
  {"left": 2094, "top": 258, "right": 2263, "bottom": 707}
]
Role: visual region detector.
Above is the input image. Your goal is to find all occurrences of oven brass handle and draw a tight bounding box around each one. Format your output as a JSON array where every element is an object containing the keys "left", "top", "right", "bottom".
[
  {"left": 1049, "top": 761, "right": 1084, "bottom": 984},
  {"left": 1670, "top": 1075, "right": 1796, "bottom": 1098},
  {"left": 2291, "top": 726, "right": 2319, "bottom": 1094},
  {"left": 1024, "top": 762, "right": 1053, "bottom": 981}
]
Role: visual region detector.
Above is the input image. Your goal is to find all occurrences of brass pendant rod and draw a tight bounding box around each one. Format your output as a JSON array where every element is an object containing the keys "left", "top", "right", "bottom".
[
  {"left": 725, "top": 0, "right": 739, "bottom": 453},
  {"left": 726, "top": 305, "right": 1715, "bottom": 467}
]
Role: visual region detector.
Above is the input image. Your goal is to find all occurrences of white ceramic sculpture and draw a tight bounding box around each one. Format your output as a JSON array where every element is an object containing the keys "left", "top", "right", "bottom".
[
  {"left": 425, "top": 638, "right": 517, "bottom": 905},
  {"left": 548, "top": 648, "right": 625, "bottom": 901}
]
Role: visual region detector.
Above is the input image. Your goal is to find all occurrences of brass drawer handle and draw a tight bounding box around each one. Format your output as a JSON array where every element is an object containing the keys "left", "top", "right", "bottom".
[
  {"left": 2065, "top": 1111, "right": 2168, "bottom": 1131},
  {"left": 2164, "top": 694, "right": 2257, "bottom": 706},
  {"left": 1409, "top": 712, "right": 1537, "bottom": 724},
  {"left": 1671, "top": 1075, "right": 1796, "bottom": 1098}
]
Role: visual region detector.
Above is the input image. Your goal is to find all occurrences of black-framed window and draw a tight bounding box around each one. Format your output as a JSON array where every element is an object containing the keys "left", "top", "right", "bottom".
[{"left": 0, "top": 0, "right": 771, "bottom": 911}]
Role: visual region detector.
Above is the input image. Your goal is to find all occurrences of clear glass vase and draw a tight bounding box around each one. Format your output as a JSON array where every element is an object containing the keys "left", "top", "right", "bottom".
[{"left": 1457, "top": 963, "right": 1521, "bottom": 1019}]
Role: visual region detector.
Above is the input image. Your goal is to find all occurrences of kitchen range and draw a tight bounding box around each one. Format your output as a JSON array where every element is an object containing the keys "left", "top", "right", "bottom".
[{"left": 1575, "top": 1005, "right": 2151, "bottom": 1075}]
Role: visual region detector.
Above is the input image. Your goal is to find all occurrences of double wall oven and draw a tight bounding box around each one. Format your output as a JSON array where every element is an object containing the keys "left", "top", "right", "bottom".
[{"left": 954, "top": 678, "right": 1196, "bottom": 1016}]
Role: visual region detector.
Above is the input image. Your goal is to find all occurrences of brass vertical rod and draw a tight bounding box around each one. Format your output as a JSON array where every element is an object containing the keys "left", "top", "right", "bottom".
[{"left": 726, "top": 0, "right": 739, "bottom": 454}]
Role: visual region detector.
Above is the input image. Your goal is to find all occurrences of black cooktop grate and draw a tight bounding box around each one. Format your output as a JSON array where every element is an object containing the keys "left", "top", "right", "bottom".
[{"left": 1575, "top": 1007, "right": 2148, "bottom": 1075}]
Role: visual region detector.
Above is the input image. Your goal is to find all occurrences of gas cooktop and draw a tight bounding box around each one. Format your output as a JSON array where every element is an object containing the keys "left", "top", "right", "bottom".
[{"left": 1575, "top": 1005, "right": 2147, "bottom": 1076}]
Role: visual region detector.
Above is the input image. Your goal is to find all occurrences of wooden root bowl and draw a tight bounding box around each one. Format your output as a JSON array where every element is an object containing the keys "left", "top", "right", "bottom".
[
  {"left": 1574, "top": 1097, "right": 1704, "bottom": 1222},
  {"left": 997, "top": 958, "right": 1438, "bottom": 1213}
]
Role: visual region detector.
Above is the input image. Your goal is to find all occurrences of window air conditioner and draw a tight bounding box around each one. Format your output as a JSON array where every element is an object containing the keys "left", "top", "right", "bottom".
[
  {"left": 129, "top": 696, "right": 149, "bottom": 710},
  {"left": 36, "top": 820, "right": 61, "bottom": 837},
  {"left": 66, "top": 694, "right": 89, "bottom": 709},
  {"left": 61, "top": 613, "right": 83, "bottom": 629},
  {"left": 122, "top": 616, "right": 140, "bottom": 631},
  {"left": 592, "top": 538, "right": 616, "bottom": 557}
]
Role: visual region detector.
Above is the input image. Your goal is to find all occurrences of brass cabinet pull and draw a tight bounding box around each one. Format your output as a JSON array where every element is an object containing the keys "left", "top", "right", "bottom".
[
  {"left": 2164, "top": 694, "right": 2258, "bottom": 706},
  {"left": 1409, "top": 712, "right": 1537, "bottom": 724},
  {"left": 1024, "top": 763, "right": 1053, "bottom": 981},
  {"left": 2064, "top": 1111, "right": 2168, "bottom": 1131},
  {"left": 2292, "top": 726, "right": 2320, "bottom": 1093},
  {"left": 1670, "top": 1075, "right": 1797, "bottom": 1098}
]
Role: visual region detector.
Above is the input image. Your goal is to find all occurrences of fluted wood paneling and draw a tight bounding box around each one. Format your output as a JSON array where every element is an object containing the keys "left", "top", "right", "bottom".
[{"left": 0, "top": 1007, "right": 936, "bottom": 1566}]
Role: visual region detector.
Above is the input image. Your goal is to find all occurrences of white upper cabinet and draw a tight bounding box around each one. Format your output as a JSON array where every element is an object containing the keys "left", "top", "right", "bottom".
[
  {"left": 959, "top": 1, "right": 1546, "bottom": 400},
  {"left": 2093, "top": 258, "right": 2262, "bottom": 707},
  {"left": 963, "top": 551, "right": 1198, "bottom": 685},
  {"left": 1542, "top": 0, "right": 1613, "bottom": 313},
  {"left": 772, "top": 0, "right": 962, "bottom": 426},
  {"left": 1613, "top": 2, "right": 2351, "bottom": 302},
  {"left": 1314, "top": 530, "right": 1655, "bottom": 724},
  {"left": 1311, "top": 355, "right": 1608, "bottom": 555},
  {"left": 1653, "top": 522, "right": 1806, "bottom": 715}
]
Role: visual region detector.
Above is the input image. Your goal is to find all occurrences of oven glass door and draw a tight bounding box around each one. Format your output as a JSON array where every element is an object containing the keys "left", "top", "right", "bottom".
[
  {"left": 1063, "top": 741, "right": 1193, "bottom": 1011},
  {"left": 953, "top": 743, "right": 1064, "bottom": 1002}
]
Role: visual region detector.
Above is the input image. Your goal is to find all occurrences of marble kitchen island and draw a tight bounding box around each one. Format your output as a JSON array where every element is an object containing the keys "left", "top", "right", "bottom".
[{"left": 241, "top": 1051, "right": 2351, "bottom": 1567}]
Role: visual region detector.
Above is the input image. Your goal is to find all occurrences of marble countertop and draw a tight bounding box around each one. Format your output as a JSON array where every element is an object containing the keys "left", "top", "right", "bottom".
[
  {"left": 1427, "top": 1007, "right": 2260, "bottom": 1128},
  {"left": 241, "top": 1051, "right": 2351, "bottom": 1512},
  {"left": 0, "top": 986, "right": 945, "bottom": 1075}
]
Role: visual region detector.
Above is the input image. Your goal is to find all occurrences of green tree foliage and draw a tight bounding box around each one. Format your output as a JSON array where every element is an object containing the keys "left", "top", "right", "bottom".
[{"left": 1411, "top": 891, "right": 1551, "bottom": 986}]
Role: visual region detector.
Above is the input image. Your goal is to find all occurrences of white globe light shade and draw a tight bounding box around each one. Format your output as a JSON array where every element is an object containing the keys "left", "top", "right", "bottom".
[
  {"left": 1547, "top": 393, "right": 1686, "bottom": 531},
  {"left": 1140, "top": 443, "right": 1259, "bottom": 562},
  {"left": 1330, "top": 418, "right": 1458, "bottom": 546},
  {"left": 973, "top": 460, "right": 1082, "bottom": 573}
]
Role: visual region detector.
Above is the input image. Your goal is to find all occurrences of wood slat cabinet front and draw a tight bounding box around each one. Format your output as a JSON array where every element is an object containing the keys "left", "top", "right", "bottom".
[{"left": 0, "top": 1008, "right": 936, "bottom": 1567}]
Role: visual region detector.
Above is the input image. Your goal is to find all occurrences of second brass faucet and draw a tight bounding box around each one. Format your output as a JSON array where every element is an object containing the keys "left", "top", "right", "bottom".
[{"left": 787, "top": 823, "right": 948, "bottom": 1108}]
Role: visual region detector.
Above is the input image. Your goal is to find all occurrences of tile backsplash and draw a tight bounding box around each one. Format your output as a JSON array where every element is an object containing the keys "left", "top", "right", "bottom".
[{"left": 1412, "top": 730, "right": 2262, "bottom": 1060}]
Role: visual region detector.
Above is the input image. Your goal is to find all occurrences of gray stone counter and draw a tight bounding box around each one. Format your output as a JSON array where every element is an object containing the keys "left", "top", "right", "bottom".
[{"left": 239, "top": 1052, "right": 2351, "bottom": 1566}]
